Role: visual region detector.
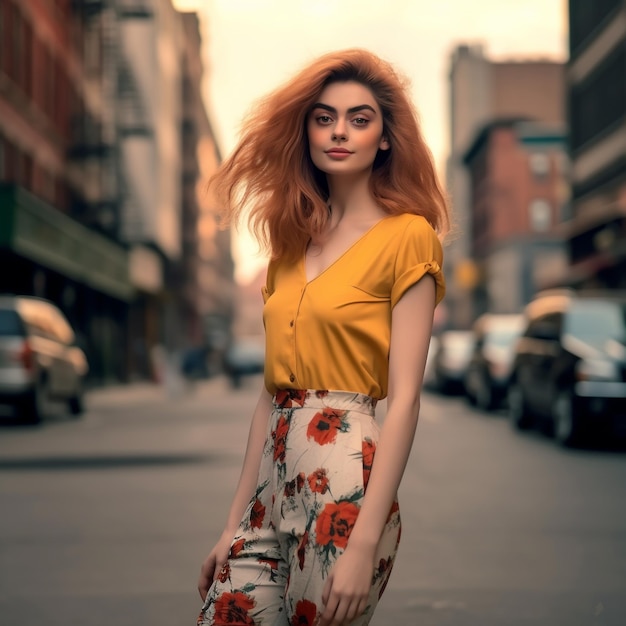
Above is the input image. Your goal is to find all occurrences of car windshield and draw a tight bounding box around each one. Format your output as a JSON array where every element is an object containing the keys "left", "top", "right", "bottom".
[
  {"left": 443, "top": 332, "right": 474, "bottom": 356},
  {"left": 0, "top": 309, "right": 24, "bottom": 336},
  {"left": 486, "top": 328, "right": 522, "bottom": 348},
  {"left": 565, "top": 300, "right": 626, "bottom": 348}
]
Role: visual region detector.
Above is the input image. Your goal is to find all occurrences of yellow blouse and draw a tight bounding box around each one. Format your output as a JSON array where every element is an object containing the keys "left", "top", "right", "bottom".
[{"left": 261, "top": 213, "right": 445, "bottom": 399}]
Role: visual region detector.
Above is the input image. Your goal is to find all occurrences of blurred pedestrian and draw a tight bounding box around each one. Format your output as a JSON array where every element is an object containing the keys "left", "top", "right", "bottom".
[{"left": 197, "top": 48, "right": 448, "bottom": 626}]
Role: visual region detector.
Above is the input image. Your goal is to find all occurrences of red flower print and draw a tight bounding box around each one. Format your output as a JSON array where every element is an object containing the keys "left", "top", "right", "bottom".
[
  {"left": 362, "top": 438, "right": 376, "bottom": 488},
  {"left": 213, "top": 591, "right": 256, "bottom": 625},
  {"left": 314, "top": 390, "right": 329, "bottom": 399},
  {"left": 229, "top": 538, "right": 246, "bottom": 558},
  {"left": 250, "top": 498, "right": 266, "bottom": 529},
  {"left": 306, "top": 408, "right": 346, "bottom": 445},
  {"left": 296, "top": 472, "right": 305, "bottom": 493},
  {"left": 315, "top": 500, "right": 360, "bottom": 550},
  {"left": 307, "top": 468, "right": 330, "bottom": 494},
  {"left": 275, "top": 389, "right": 307, "bottom": 408},
  {"left": 377, "top": 556, "right": 392, "bottom": 575},
  {"left": 259, "top": 557, "right": 278, "bottom": 570},
  {"left": 291, "top": 598, "right": 317, "bottom": 626},
  {"left": 217, "top": 562, "right": 230, "bottom": 583},
  {"left": 297, "top": 531, "right": 309, "bottom": 570},
  {"left": 284, "top": 478, "right": 296, "bottom": 498},
  {"left": 272, "top": 415, "right": 290, "bottom": 463},
  {"left": 259, "top": 556, "right": 279, "bottom": 582}
]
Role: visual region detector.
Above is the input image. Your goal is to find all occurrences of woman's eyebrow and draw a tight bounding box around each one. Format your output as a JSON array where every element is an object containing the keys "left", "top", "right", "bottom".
[{"left": 311, "top": 103, "right": 377, "bottom": 115}]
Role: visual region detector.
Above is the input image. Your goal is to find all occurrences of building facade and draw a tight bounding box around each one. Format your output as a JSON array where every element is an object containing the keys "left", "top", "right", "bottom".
[
  {"left": 0, "top": 0, "right": 232, "bottom": 383},
  {"left": 0, "top": 0, "right": 133, "bottom": 382},
  {"left": 180, "top": 11, "right": 234, "bottom": 374},
  {"left": 463, "top": 120, "right": 569, "bottom": 316},
  {"left": 566, "top": 0, "right": 626, "bottom": 288},
  {"left": 447, "top": 45, "right": 566, "bottom": 327}
]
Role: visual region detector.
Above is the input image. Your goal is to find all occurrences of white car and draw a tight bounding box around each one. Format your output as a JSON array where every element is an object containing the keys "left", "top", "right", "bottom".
[{"left": 0, "top": 296, "right": 88, "bottom": 423}]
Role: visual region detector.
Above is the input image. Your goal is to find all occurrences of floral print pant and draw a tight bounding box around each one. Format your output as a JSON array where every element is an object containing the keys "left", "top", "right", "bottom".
[{"left": 197, "top": 389, "right": 401, "bottom": 626}]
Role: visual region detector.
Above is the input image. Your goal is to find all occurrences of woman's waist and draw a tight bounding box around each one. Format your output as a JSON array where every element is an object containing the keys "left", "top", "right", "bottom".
[{"left": 272, "top": 388, "right": 377, "bottom": 416}]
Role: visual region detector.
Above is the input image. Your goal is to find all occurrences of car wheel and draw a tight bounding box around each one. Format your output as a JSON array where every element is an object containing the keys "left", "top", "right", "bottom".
[
  {"left": 68, "top": 383, "right": 84, "bottom": 416},
  {"left": 20, "top": 377, "right": 46, "bottom": 424},
  {"left": 508, "top": 382, "right": 531, "bottom": 430},
  {"left": 552, "top": 391, "right": 582, "bottom": 448},
  {"left": 464, "top": 371, "right": 477, "bottom": 405},
  {"left": 475, "top": 378, "right": 494, "bottom": 412}
]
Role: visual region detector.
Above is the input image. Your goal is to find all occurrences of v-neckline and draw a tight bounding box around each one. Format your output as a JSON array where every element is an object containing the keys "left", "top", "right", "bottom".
[{"left": 302, "top": 215, "right": 392, "bottom": 284}]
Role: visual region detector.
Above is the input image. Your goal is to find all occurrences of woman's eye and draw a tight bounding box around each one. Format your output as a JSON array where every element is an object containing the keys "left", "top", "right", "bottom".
[
  {"left": 352, "top": 117, "right": 369, "bottom": 126},
  {"left": 316, "top": 115, "right": 333, "bottom": 124}
]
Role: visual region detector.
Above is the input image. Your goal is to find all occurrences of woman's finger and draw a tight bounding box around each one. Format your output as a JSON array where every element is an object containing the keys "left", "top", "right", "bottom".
[
  {"left": 319, "top": 589, "right": 339, "bottom": 626},
  {"left": 321, "top": 572, "right": 332, "bottom": 606}
]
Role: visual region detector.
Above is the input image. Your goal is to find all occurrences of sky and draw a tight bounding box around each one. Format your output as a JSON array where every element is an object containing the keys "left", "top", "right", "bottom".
[{"left": 173, "top": 0, "right": 568, "bottom": 283}]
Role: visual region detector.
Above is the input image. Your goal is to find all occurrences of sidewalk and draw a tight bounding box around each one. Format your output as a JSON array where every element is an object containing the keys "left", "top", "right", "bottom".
[
  {"left": 0, "top": 374, "right": 255, "bottom": 465},
  {"left": 85, "top": 374, "right": 231, "bottom": 410}
]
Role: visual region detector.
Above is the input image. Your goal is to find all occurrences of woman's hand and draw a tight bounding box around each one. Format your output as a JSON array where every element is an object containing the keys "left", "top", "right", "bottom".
[
  {"left": 197, "top": 531, "right": 235, "bottom": 601},
  {"left": 319, "top": 544, "right": 375, "bottom": 625}
]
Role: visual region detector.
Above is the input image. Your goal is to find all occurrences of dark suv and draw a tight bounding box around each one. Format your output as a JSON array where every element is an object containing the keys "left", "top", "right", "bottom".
[
  {"left": 508, "top": 290, "right": 626, "bottom": 446},
  {"left": 0, "top": 296, "right": 88, "bottom": 423}
]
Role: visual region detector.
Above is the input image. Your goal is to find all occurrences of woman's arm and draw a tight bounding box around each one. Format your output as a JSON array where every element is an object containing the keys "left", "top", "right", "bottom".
[
  {"left": 319, "top": 274, "right": 436, "bottom": 625},
  {"left": 198, "top": 388, "right": 273, "bottom": 600}
]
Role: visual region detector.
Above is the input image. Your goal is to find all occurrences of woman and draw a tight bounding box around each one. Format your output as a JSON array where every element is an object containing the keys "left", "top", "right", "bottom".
[{"left": 197, "top": 48, "right": 448, "bottom": 626}]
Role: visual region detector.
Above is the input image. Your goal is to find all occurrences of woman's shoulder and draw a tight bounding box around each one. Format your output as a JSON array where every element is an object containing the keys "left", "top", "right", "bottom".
[
  {"left": 376, "top": 213, "right": 443, "bottom": 266},
  {"left": 375, "top": 212, "right": 437, "bottom": 240}
]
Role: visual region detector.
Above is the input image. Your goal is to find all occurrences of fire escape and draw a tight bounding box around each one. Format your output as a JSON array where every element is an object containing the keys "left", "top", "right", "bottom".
[{"left": 69, "top": 0, "right": 153, "bottom": 241}]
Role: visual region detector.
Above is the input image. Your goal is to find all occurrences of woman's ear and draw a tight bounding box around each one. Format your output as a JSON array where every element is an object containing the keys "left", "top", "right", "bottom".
[{"left": 379, "top": 136, "right": 390, "bottom": 151}]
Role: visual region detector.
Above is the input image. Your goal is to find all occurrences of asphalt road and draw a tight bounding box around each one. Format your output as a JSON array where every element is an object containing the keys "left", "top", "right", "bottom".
[{"left": 1, "top": 375, "right": 625, "bottom": 626}]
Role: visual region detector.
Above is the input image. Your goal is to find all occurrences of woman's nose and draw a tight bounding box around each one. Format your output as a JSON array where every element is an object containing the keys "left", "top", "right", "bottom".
[{"left": 331, "top": 122, "right": 347, "bottom": 141}]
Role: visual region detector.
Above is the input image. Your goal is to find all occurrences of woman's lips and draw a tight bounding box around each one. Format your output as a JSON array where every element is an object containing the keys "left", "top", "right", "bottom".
[{"left": 325, "top": 149, "right": 352, "bottom": 159}]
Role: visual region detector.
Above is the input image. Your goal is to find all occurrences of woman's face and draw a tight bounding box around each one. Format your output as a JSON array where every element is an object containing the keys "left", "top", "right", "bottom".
[{"left": 307, "top": 81, "right": 389, "bottom": 178}]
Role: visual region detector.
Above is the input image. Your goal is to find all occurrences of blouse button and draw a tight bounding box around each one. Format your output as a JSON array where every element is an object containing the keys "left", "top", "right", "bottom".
[
  {"left": 289, "top": 374, "right": 295, "bottom": 383},
  {"left": 289, "top": 320, "right": 294, "bottom": 327}
]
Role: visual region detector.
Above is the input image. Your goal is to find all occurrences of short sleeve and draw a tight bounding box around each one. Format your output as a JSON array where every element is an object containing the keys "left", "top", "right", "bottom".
[
  {"left": 261, "top": 259, "right": 276, "bottom": 304},
  {"left": 390, "top": 217, "right": 446, "bottom": 308}
]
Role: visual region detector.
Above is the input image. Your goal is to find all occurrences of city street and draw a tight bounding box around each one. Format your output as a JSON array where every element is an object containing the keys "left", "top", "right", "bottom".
[{"left": 1, "top": 377, "right": 625, "bottom": 626}]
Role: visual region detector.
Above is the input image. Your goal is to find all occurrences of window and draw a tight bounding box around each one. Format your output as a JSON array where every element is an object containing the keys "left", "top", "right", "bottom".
[
  {"left": 569, "top": 0, "right": 621, "bottom": 55},
  {"left": 529, "top": 199, "right": 552, "bottom": 232},
  {"left": 570, "top": 46, "right": 626, "bottom": 151},
  {"left": 566, "top": 300, "right": 626, "bottom": 348},
  {"left": 1, "top": 135, "right": 18, "bottom": 182},
  {"left": 0, "top": 136, "right": 4, "bottom": 180},
  {"left": 526, "top": 312, "right": 562, "bottom": 341},
  {"left": 0, "top": 0, "right": 5, "bottom": 75},
  {"left": 8, "top": 2, "right": 22, "bottom": 84},
  {"left": 529, "top": 153, "right": 550, "bottom": 179}
]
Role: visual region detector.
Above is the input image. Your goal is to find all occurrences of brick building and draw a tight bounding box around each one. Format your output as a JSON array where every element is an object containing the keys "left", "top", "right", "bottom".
[
  {"left": 463, "top": 120, "right": 569, "bottom": 314},
  {"left": 0, "top": 0, "right": 233, "bottom": 383},
  {"left": 0, "top": 0, "right": 132, "bottom": 382},
  {"left": 447, "top": 45, "right": 566, "bottom": 326}
]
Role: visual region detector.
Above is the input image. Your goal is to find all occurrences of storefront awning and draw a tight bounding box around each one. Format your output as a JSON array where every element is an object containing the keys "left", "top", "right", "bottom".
[{"left": 0, "top": 184, "right": 134, "bottom": 301}]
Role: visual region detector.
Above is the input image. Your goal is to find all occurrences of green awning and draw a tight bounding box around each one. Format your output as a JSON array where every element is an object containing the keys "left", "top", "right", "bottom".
[{"left": 0, "top": 184, "right": 134, "bottom": 301}]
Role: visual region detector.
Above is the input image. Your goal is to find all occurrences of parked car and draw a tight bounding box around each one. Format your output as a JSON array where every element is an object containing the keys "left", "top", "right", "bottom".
[
  {"left": 464, "top": 313, "right": 525, "bottom": 410},
  {"left": 508, "top": 290, "right": 626, "bottom": 446},
  {"left": 0, "top": 295, "right": 88, "bottom": 423},
  {"left": 431, "top": 330, "right": 475, "bottom": 394},
  {"left": 224, "top": 337, "right": 265, "bottom": 389}
]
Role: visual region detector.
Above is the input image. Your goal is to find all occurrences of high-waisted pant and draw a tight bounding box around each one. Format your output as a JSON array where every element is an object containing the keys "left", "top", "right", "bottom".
[{"left": 197, "top": 389, "right": 402, "bottom": 626}]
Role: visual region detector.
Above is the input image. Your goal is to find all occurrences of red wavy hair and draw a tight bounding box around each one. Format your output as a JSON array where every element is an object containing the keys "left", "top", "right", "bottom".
[{"left": 210, "top": 48, "right": 449, "bottom": 261}]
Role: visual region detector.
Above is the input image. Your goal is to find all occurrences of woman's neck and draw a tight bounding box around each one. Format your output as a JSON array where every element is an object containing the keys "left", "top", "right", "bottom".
[{"left": 326, "top": 172, "right": 383, "bottom": 225}]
